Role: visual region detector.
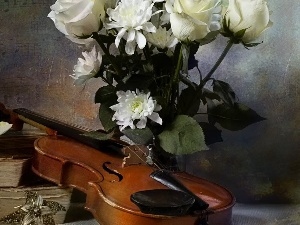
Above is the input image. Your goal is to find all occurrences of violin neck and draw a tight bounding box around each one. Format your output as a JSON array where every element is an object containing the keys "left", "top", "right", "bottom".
[{"left": 13, "top": 108, "right": 125, "bottom": 153}]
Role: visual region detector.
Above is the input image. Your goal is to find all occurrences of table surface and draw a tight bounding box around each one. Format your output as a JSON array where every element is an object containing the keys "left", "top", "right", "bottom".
[{"left": 61, "top": 203, "right": 300, "bottom": 225}]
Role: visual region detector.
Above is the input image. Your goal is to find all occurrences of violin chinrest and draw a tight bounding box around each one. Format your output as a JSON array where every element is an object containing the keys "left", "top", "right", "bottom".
[{"left": 130, "top": 189, "right": 194, "bottom": 216}]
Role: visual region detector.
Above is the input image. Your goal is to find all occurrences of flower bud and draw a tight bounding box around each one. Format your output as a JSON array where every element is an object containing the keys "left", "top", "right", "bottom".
[{"left": 222, "top": 0, "right": 272, "bottom": 43}]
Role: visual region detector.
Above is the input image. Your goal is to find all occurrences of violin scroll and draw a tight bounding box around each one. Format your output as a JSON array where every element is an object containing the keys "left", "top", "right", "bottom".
[{"left": 0, "top": 102, "right": 23, "bottom": 130}]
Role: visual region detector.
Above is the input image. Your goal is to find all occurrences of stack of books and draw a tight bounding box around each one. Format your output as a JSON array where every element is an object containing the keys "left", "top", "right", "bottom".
[{"left": 0, "top": 127, "right": 73, "bottom": 224}]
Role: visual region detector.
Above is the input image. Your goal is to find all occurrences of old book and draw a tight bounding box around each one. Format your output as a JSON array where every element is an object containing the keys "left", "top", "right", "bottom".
[
  {"left": 0, "top": 127, "right": 74, "bottom": 224},
  {"left": 0, "top": 126, "right": 45, "bottom": 187}
]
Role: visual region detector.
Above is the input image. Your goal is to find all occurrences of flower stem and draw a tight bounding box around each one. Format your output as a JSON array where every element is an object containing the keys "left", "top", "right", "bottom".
[
  {"left": 201, "top": 40, "right": 234, "bottom": 85},
  {"left": 92, "top": 32, "right": 123, "bottom": 77},
  {"left": 166, "top": 44, "right": 183, "bottom": 120},
  {"left": 184, "top": 40, "right": 234, "bottom": 115},
  {"left": 143, "top": 43, "right": 152, "bottom": 62}
]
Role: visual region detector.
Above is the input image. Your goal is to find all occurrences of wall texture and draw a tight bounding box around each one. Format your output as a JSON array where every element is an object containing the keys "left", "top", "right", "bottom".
[{"left": 0, "top": 0, "right": 299, "bottom": 203}]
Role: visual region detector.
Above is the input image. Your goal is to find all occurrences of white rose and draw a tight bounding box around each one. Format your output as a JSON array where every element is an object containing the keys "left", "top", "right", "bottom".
[
  {"left": 223, "top": 0, "right": 272, "bottom": 43},
  {"left": 70, "top": 46, "right": 102, "bottom": 85},
  {"left": 167, "top": 0, "right": 221, "bottom": 41},
  {"left": 48, "top": 0, "right": 106, "bottom": 43}
]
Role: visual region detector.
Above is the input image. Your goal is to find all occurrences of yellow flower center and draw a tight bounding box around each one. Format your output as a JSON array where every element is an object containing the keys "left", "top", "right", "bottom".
[{"left": 131, "top": 100, "right": 143, "bottom": 113}]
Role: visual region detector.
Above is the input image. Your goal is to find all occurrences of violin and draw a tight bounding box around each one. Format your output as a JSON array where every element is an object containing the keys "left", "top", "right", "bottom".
[{"left": 1, "top": 104, "right": 235, "bottom": 225}]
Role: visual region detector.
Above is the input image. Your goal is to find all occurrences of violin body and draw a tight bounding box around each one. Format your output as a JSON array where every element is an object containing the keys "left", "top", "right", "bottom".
[{"left": 32, "top": 135, "right": 235, "bottom": 225}]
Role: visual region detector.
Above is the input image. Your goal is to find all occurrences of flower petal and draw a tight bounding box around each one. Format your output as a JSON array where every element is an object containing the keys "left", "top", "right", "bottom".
[
  {"left": 147, "top": 112, "right": 163, "bottom": 125},
  {"left": 125, "top": 41, "right": 136, "bottom": 55},
  {"left": 136, "top": 31, "right": 146, "bottom": 49},
  {"left": 116, "top": 28, "right": 127, "bottom": 47},
  {"left": 127, "top": 29, "right": 136, "bottom": 43},
  {"left": 136, "top": 118, "right": 147, "bottom": 129}
]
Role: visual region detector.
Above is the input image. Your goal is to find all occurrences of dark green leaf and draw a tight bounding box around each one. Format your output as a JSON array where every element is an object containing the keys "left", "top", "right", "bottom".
[
  {"left": 178, "top": 86, "right": 200, "bottom": 116},
  {"left": 99, "top": 103, "right": 117, "bottom": 132},
  {"left": 103, "top": 70, "right": 114, "bottom": 85},
  {"left": 95, "top": 33, "right": 116, "bottom": 45},
  {"left": 158, "top": 115, "right": 208, "bottom": 155},
  {"left": 234, "top": 28, "right": 247, "bottom": 39},
  {"left": 117, "top": 74, "right": 153, "bottom": 91},
  {"left": 212, "top": 80, "right": 236, "bottom": 106},
  {"left": 75, "top": 34, "right": 92, "bottom": 39},
  {"left": 199, "top": 122, "right": 223, "bottom": 145},
  {"left": 221, "top": 17, "right": 233, "bottom": 37},
  {"left": 151, "top": 53, "right": 174, "bottom": 75},
  {"left": 187, "top": 42, "right": 200, "bottom": 70},
  {"left": 242, "top": 41, "right": 262, "bottom": 49},
  {"left": 201, "top": 88, "right": 221, "bottom": 105},
  {"left": 208, "top": 103, "right": 266, "bottom": 131},
  {"left": 122, "top": 127, "right": 154, "bottom": 145},
  {"left": 94, "top": 85, "right": 116, "bottom": 104}
]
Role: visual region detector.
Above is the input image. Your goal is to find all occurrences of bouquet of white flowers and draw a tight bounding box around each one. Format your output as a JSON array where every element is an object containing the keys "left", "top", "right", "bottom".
[{"left": 48, "top": 0, "right": 272, "bottom": 161}]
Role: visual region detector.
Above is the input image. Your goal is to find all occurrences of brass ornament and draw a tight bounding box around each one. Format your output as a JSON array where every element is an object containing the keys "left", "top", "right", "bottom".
[{"left": 0, "top": 191, "right": 65, "bottom": 225}]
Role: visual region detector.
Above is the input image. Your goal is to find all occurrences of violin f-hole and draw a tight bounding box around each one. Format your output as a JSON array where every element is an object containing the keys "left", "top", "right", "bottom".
[{"left": 102, "top": 162, "right": 123, "bottom": 182}]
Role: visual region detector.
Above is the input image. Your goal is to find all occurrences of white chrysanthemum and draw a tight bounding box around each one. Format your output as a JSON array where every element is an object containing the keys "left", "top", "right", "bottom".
[
  {"left": 0, "top": 121, "right": 12, "bottom": 135},
  {"left": 110, "top": 90, "right": 162, "bottom": 131},
  {"left": 70, "top": 46, "right": 102, "bottom": 85},
  {"left": 146, "top": 26, "right": 178, "bottom": 49},
  {"left": 105, "top": 0, "right": 157, "bottom": 55}
]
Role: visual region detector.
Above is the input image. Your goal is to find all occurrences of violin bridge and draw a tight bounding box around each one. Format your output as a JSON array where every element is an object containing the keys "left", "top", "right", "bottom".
[{"left": 121, "top": 145, "right": 149, "bottom": 168}]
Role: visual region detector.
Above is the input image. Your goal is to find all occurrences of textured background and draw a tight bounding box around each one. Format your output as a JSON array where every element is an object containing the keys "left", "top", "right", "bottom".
[{"left": 0, "top": 0, "right": 299, "bottom": 203}]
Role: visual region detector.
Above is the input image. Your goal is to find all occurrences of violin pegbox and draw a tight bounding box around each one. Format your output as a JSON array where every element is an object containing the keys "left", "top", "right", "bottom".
[
  {"left": 121, "top": 145, "right": 150, "bottom": 168},
  {"left": 0, "top": 102, "right": 23, "bottom": 130}
]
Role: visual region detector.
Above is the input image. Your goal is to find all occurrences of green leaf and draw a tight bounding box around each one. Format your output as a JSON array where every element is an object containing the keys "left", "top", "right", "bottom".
[
  {"left": 81, "top": 130, "right": 114, "bottom": 141},
  {"left": 104, "top": 70, "right": 114, "bottom": 85},
  {"left": 122, "top": 127, "right": 154, "bottom": 145},
  {"left": 178, "top": 86, "right": 200, "bottom": 116},
  {"left": 151, "top": 53, "right": 174, "bottom": 76},
  {"left": 199, "top": 122, "right": 223, "bottom": 145},
  {"left": 201, "top": 88, "right": 221, "bottom": 105},
  {"left": 242, "top": 41, "right": 262, "bottom": 49},
  {"left": 234, "top": 28, "right": 247, "bottom": 39},
  {"left": 158, "top": 115, "right": 208, "bottom": 155},
  {"left": 221, "top": 17, "right": 233, "bottom": 37},
  {"left": 99, "top": 103, "right": 117, "bottom": 132},
  {"left": 94, "top": 85, "right": 116, "bottom": 104},
  {"left": 97, "top": 33, "right": 115, "bottom": 44},
  {"left": 208, "top": 102, "right": 266, "bottom": 131},
  {"left": 212, "top": 80, "right": 236, "bottom": 106},
  {"left": 117, "top": 74, "right": 153, "bottom": 91}
]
